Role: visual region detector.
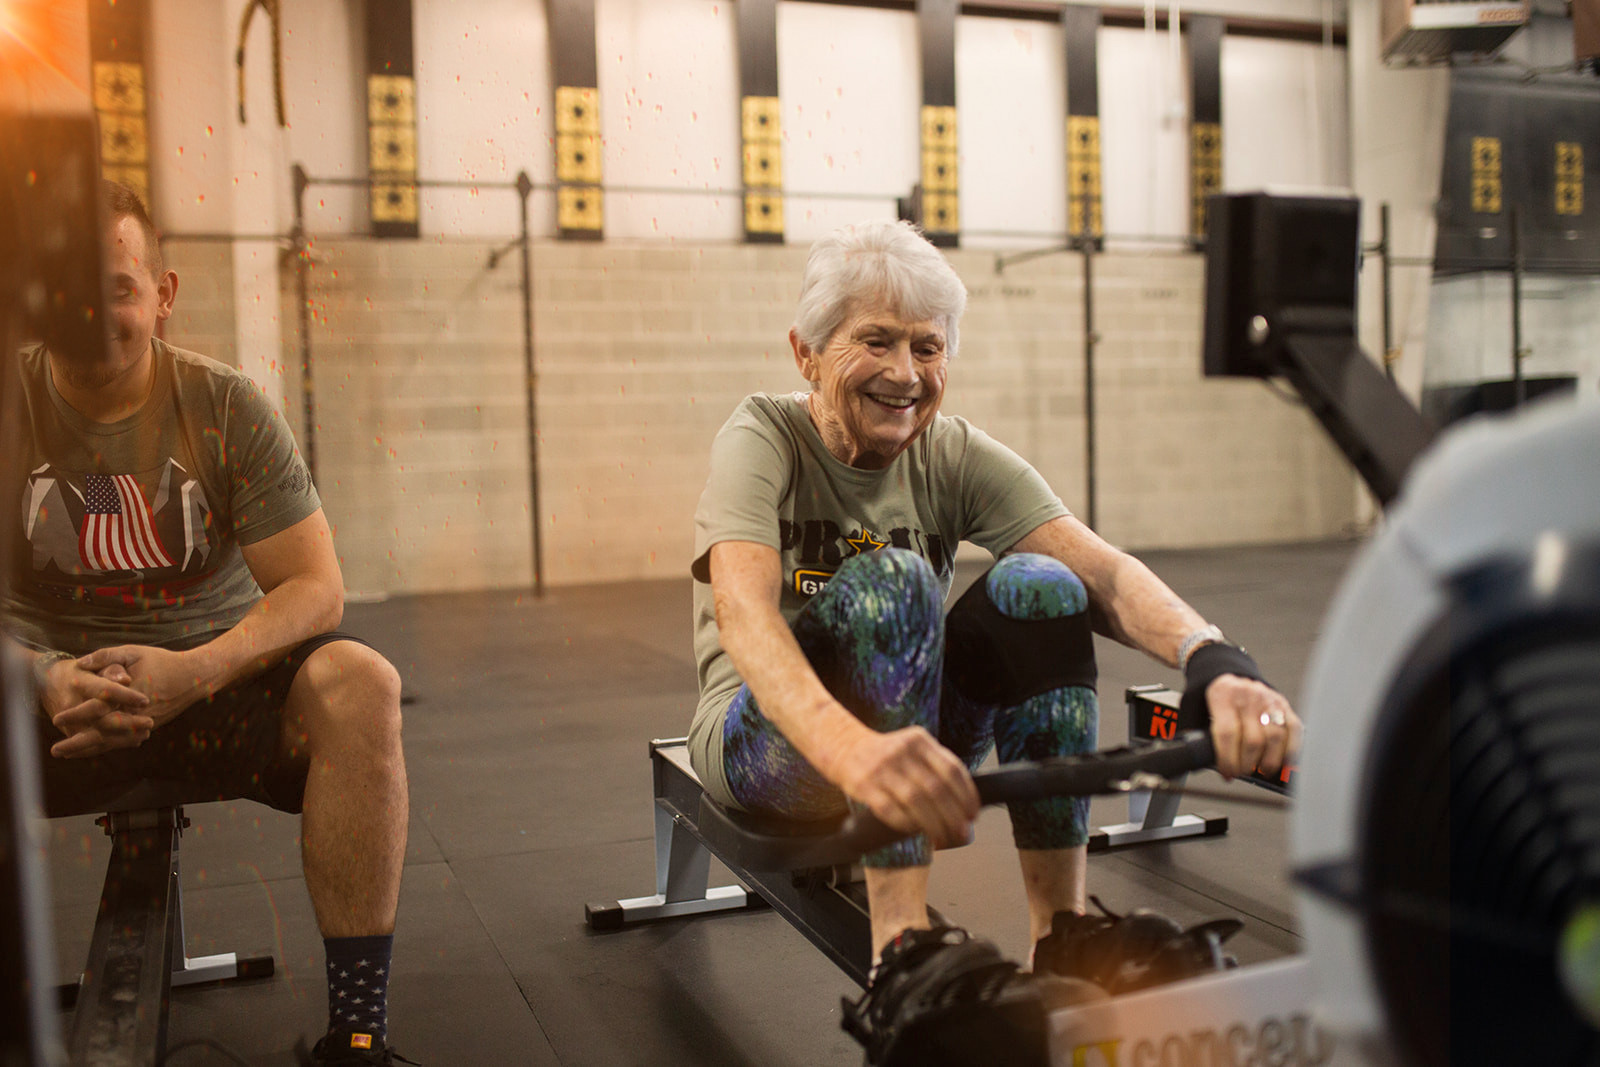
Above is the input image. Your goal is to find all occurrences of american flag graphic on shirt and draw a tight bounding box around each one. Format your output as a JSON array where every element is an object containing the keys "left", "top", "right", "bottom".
[{"left": 79, "top": 473, "right": 175, "bottom": 571}]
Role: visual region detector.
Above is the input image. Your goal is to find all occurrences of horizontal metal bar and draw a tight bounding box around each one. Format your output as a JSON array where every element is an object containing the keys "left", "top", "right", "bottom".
[
  {"left": 1095, "top": 815, "right": 1215, "bottom": 845},
  {"left": 796, "top": 0, "right": 1349, "bottom": 43},
  {"left": 156, "top": 232, "right": 290, "bottom": 243},
  {"left": 170, "top": 953, "right": 239, "bottom": 988},
  {"left": 298, "top": 172, "right": 907, "bottom": 204},
  {"left": 613, "top": 885, "right": 753, "bottom": 922},
  {"left": 301, "top": 175, "right": 526, "bottom": 192}
]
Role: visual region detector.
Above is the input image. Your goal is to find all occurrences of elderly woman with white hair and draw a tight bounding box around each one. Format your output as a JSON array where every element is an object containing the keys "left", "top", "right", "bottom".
[{"left": 689, "top": 219, "right": 1299, "bottom": 1053}]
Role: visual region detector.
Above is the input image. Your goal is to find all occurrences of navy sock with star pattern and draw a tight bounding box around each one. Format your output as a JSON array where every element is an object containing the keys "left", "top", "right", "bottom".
[{"left": 324, "top": 935, "right": 394, "bottom": 1047}]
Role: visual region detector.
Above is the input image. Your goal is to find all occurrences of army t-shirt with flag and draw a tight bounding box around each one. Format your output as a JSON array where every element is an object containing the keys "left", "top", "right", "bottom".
[
  {"left": 688, "top": 391, "right": 1069, "bottom": 807},
  {"left": 7, "top": 339, "right": 321, "bottom": 654}
]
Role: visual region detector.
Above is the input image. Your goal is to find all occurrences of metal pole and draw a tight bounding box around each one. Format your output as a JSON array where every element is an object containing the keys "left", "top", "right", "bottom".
[
  {"left": 1081, "top": 235, "right": 1098, "bottom": 532},
  {"left": 516, "top": 171, "right": 545, "bottom": 597},
  {"left": 1510, "top": 206, "right": 1525, "bottom": 408},
  {"left": 291, "top": 163, "right": 317, "bottom": 480},
  {"left": 1380, "top": 202, "right": 1395, "bottom": 383}
]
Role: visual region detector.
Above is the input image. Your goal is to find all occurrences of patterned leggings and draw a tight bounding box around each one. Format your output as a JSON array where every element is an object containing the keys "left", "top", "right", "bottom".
[{"left": 722, "top": 547, "right": 1098, "bottom": 868}]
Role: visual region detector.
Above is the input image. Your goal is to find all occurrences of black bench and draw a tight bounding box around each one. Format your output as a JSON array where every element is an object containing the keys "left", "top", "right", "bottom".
[{"left": 51, "top": 781, "right": 274, "bottom": 1066}]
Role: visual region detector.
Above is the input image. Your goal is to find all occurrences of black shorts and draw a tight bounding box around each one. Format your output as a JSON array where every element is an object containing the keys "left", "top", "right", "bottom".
[{"left": 35, "top": 632, "right": 370, "bottom": 817}]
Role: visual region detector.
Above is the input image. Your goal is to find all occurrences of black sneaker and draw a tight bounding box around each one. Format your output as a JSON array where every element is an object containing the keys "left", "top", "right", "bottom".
[
  {"left": 302, "top": 1032, "right": 421, "bottom": 1066},
  {"left": 842, "top": 926, "right": 1047, "bottom": 1067},
  {"left": 1032, "top": 895, "right": 1242, "bottom": 995}
]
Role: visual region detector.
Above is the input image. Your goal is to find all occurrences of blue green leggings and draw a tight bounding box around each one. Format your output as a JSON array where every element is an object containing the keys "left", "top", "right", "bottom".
[{"left": 721, "top": 548, "right": 1098, "bottom": 868}]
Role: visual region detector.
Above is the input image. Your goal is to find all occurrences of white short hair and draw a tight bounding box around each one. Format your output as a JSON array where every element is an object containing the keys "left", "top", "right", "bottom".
[{"left": 792, "top": 219, "right": 967, "bottom": 359}]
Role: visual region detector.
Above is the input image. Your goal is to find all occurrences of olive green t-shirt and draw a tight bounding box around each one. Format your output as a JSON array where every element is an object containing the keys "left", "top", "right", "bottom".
[
  {"left": 6, "top": 339, "right": 321, "bottom": 654},
  {"left": 689, "top": 391, "right": 1069, "bottom": 806}
]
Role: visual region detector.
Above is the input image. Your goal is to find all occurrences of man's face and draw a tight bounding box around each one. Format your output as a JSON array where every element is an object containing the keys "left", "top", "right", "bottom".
[
  {"left": 792, "top": 294, "right": 949, "bottom": 469},
  {"left": 69, "top": 214, "right": 174, "bottom": 387}
]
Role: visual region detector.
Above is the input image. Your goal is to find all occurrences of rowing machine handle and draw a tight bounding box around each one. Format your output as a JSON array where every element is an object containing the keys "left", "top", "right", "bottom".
[{"left": 829, "top": 731, "right": 1217, "bottom": 860}]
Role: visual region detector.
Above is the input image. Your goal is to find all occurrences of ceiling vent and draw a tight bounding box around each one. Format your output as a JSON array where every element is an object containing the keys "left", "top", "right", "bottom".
[{"left": 1382, "top": 0, "right": 1531, "bottom": 63}]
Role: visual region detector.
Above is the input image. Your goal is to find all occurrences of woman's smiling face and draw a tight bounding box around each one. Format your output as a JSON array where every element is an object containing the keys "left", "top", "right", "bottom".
[{"left": 791, "top": 294, "right": 949, "bottom": 470}]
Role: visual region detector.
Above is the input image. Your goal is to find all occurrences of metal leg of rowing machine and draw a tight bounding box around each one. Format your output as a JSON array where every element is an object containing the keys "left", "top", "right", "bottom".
[
  {"left": 68, "top": 808, "right": 181, "bottom": 1064},
  {"left": 588, "top": 740, "right": 955, "bottom": 990},
  {"left": 62, "top": 804, "right": 275, "bottom": 1059},
  {"left": 167, "top": 807, "right": 274, "bottom": 988},
  {"left": 1088, "top": 686, "right": 1228, "bottom": 852},
  {"left": 584, "top": 739, "right": 762, "bottom": 929}
]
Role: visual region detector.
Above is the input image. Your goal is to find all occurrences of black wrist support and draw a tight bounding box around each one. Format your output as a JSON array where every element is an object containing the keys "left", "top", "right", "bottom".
[{"left": 1177, "top": 642, "right": 1269, "bottom": 731}]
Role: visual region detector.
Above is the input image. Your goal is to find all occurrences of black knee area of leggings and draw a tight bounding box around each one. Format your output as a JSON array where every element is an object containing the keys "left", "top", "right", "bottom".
[{"left": 944, "top": 575, "right": 1097, "bottom": 708}]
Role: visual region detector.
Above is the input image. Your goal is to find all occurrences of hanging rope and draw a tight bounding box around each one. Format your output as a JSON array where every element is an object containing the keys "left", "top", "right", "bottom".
[{"left": 235, "top": 0, "right": 286, "bottom": 126}]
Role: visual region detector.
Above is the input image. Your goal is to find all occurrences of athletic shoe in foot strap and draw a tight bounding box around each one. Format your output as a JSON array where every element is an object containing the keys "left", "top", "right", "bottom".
[{"left": 842, "top": 926, "right": 1047, "bottom": 1067}]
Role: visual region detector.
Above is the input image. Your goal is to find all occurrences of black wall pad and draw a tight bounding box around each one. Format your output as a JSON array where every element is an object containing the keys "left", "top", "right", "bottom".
[
  {"left": 1062, "top": 5, "right": 1102, "bottom": 240},
  {"left": 739, "top": 0, "right": 784, "bottom": 242},
  {"left": 365, "top": 0, "right": 420, "bottom": 237},
  {"left": 548, "top": 0, "right": 604, "bottom": 238},
  {"left": 1437, "top": 72, "right": 1600, "bottom": 273},
  {"left": 738, "top": 0, "right": 779, "bottom": 99},
  {"left": 919, "top": 0, "right": 960, "bottom": 246},
  {"left": 1189, "top": 15, "right": 1224, "bottom": 242},
  {"left": 89, "top": 0, "right": 153, "bottom": 209},
  {"left": 547, "top": 0, "right": 598, "bottom": 87}
]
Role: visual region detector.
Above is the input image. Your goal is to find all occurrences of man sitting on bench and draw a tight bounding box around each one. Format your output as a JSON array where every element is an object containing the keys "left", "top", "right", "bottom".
[
  {"left": 690, "top": 220, "right": 1302, "bottom": 1045},
  {"left": 3, "top": 181, "right": 412, "bottom": 1067}
]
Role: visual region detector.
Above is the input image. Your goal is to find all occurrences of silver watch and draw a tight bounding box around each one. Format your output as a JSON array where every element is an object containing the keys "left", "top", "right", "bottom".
[
  {"left": 32, "top": 649, "right": 75, "bottom": 692},
  {"left": 1177, "top": 625, "right": 1226, "bottom": 671}
]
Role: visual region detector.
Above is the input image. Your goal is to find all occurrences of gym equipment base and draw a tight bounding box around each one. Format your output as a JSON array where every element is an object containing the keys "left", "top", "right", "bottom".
[
  {"left": 587, "top": 735, "right": 1337, "bottom": 1065},
  {"left": 584, "top": 738, "right": 956, "bottom": 987},
  {"left": 1091, "top": 686, "right": 1231, "bottom": 852},
  {"left": 54, "top": 790, "right": 275, "bottom": 1066}
]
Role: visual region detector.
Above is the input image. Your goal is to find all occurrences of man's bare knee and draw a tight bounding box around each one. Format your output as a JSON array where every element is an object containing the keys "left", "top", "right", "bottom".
[{"left": 293, "top": 642, "right": 404, "bottom": 751}]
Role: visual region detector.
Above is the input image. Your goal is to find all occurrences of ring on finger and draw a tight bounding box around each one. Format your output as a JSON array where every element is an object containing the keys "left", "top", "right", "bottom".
[{"left": 1259, "top": 709, "right": 1287, "bottom": 728}]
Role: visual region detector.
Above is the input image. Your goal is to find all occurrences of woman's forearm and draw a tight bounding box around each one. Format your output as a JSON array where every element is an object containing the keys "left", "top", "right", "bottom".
[{"left": 709, "top": 541, "right": 866, "bottom": 783}]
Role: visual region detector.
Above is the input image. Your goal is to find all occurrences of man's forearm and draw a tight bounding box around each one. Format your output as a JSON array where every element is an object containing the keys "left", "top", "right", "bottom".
[
  {"left": 2, "top": 633, "right": 64, "bottom": 691},
  {"left": 2, "top": 632, "right": 42, "bottom": 665},
  {"left": 187, "top": 574, "right": 342, "bottom": 693}
]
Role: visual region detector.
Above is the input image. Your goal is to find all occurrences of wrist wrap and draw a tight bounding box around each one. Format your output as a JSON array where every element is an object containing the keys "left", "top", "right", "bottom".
[{"left": 1177, "top": 642, "right": 1269, "bottom": 731}]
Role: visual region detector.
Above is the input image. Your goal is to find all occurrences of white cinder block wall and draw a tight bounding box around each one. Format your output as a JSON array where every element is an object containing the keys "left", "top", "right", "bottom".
[
  {"left": 161, "top": 241, "right": 238, "bottom": 370},
  {"left": 275, "top": 240, "right": 1354, "bottom": 595},
  {"left": 142, "top": 0, "right": 1378, "bottom": 595}
]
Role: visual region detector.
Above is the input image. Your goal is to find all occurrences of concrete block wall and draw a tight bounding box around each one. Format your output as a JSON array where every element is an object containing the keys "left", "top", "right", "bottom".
[
  {"left": 280, "top": 239, "right": 535, "bottom": 597},
  {"left": 1090, "top": 253, "right": 1356, "bottom": 549},
  {"left": 160, "top": 239, "right": 238, "bottom": 369},
  {"left": 283, "top": 239, "right": 1358, "bottom": 595},
  {"left": 937, "top": 250, "right": 1088, "bottom": 518},
  {"left": 533, "top": 243, "right": 811, "bottom": 588}
]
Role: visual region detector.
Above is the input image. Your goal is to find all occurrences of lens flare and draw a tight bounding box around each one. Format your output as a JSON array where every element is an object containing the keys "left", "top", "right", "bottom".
[{"left": 0, "top": 0, "right": 92, "bottom": 110}]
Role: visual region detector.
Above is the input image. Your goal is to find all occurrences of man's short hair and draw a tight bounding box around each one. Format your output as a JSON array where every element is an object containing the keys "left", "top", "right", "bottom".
[{"left": 100, "top": 179, "right": 164, "bottom": 279}]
